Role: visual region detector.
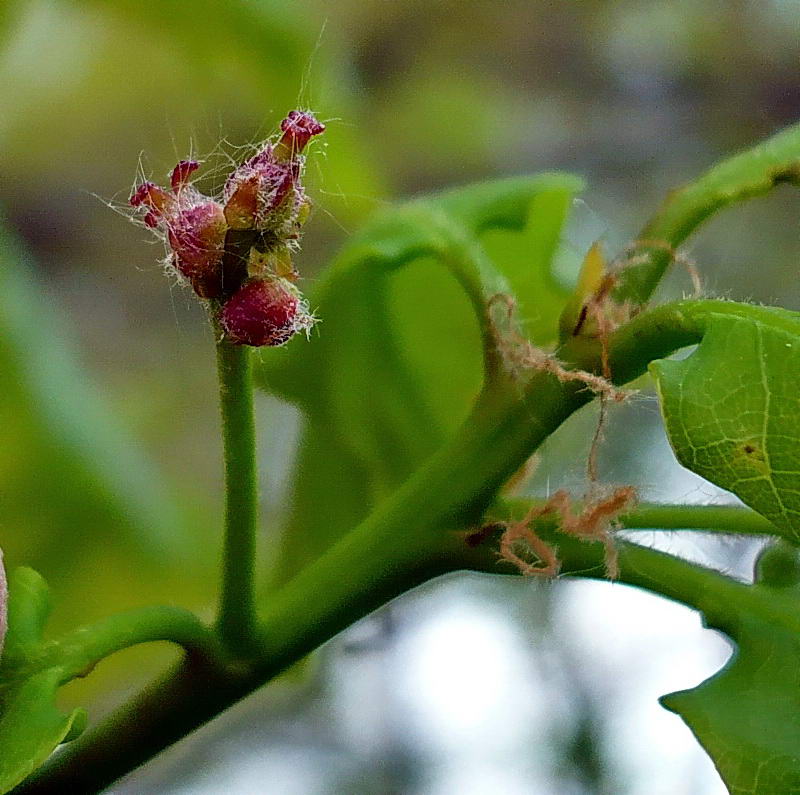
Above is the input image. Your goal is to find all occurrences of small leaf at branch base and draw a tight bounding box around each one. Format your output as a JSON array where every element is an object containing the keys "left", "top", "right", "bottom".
[
  {"left": 1, "top": 568, "right": 50, "bottom": 671},
  {"left": 0, "top": 668, "right": 86, "bottom": 794},
  {"left": 0, "top": 568, "right": 87, "bottom": 792}
]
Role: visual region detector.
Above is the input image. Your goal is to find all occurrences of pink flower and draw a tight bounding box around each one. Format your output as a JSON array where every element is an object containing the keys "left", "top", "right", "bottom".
[
  {"left": 274, "top": 110, "right": 326, "bottom": 161},
  {"left": 222, "top": 154, "right": 299, "bottom": 232},
  {"left": 166, "top": 201, "right": 227, "bottom": 298}
]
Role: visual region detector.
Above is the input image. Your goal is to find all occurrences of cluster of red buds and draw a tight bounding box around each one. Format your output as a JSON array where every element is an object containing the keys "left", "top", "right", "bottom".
[{"left": 130, "top": 110, "right": 325, "bottom": 346}]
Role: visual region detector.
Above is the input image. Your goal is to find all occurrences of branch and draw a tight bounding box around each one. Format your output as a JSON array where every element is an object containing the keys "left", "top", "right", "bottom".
[
  {"left": 450, "top": 516, "right": 751, "bottom": 622},
  {"left": 611, "top": 121, "right": 800, "bottom": 305},
  {"left": 10, "top": 607, "right": 221, "bottom": 685},
  {"left": 623, "top": 503, "right": 776, "bottom": 537},
  {"left": 455, "top": 504, "right": 800, "bottom": 640},
  {"left": 13, "top": 298, "right": 739, "bottom": 791},
  {"left": 19, "top": 499, "right": 779, "bottom": 794}
]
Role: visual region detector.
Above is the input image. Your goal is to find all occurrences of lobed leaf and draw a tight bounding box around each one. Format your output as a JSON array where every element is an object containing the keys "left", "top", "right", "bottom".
[
  {"left": 643, "top": 302, "right": 800, "bottom": 788},
  {"left": 662, "top": 609, "right": 800, "bottom": 794}
]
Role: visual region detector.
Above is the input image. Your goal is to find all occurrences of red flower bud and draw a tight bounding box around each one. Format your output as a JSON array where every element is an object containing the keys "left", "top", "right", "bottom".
[
  {"left": 131, "top": 163, "right": 228, "bottom": 298},
  {"left": 166, "top": 201, "right": 227, "bottom": 298},
  {"left": 129, "top": 110, "right": 322, "bottom": 312},
  {"left": 171, "top": 159, "right": 199, "bottom": 192},
  {"left": 223, "top": 152, "right": 299, "bottom": 231},
  {"left": 222, "top": 171, "right": 259, "bottom": 231},
  {"left": 274, "top": 110, "right": 325, "bottom": 162},
  {"left": 130, "top": 182, "right": 175, "bottom": 216},
  {"left": 223, "top": 111, "right": 322, "bottom": 231},
  {"left": 221, "top": 278, "right": 313, "bottom": 347}
]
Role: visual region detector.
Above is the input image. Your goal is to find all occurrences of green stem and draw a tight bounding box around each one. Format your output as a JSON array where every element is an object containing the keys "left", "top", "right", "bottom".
[
  {"left": 11, "top": 657, "right": 242, "bottom": 795},
  {"left": 11, "top": 298, "right": 751, "bottom": 792},
  {"left": 460, "top": 506, "right": 800, "bottom": 639},
  {"left": 502, "top": 499, "right": 777, "bottom": 538},
  {"left": 214, "top": 335, "right": 259, "bottom": 657},
  {"left": 19, "top": 505, "right": 781, "bottom": 794},
  {"left": 623, "top": 503, "right": 777, "bottom": 536},
  {"left": 610, "top": 120, "right": 800, "bottom": 305},
  {"left": 22, "top": 118, "right": 800, "bottom": 789},
  {"left": 452, "top": 520, "right": 750, "bottom": 624},
  {"left": 13, "top": 607, "right": 220, "bottom": 684},
  {"left": 12, "top": 521, "right": 455, "bottom": 794}
]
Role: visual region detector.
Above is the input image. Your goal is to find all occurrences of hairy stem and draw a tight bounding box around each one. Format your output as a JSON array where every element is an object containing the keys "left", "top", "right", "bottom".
[
  {"left": 215, "top": 335, "right": 259, "bottom": 657},
  {"left": 467, "top": 503, "right": 799, "bottom": 638},
  {"left": 18, "top": 119, "right": 800, "bottom": 790},
  {"left": 502, "top": 500, "right": 777, "bottom": 538},
  {"left": 453, "top": 524, "right": 781, "bottom": 639}
]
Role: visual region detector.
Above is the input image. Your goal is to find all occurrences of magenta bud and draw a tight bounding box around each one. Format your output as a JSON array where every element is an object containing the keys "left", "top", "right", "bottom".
[
  {"left": 130, "top": 182, "right": 174, "bottom": 215},
  {"left": 130, "top": 110, "right": 322, "bottom": 306},
  {"left": 275, "top": 110, "right": 325, "bottom": 161},
  {"left": 167, "top": 201, "right": 227, "bottom": 298},
  {"left": 223, "top": 159, "right": 298, "bottom": 231},
  {"left": 223, "top": 171, "right": 261, "bottom": 231},
  {"left": 171, "top": 159, "right": 200, "bottom": 192},
  {"left": 221, "top": 278, "right": 311, "bottom": 347}
]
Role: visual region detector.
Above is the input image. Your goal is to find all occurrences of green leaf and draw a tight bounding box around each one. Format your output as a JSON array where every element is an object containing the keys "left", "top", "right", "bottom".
[
  {"left": 446, "top": 177, "right": 580, "bottom": 345},
  {"left": 1, "top": 568, "right": 50, "bottom": 672},
  {"left": 257, "top": 174, "right": 583, "bottom": 580},
  {"left": 662, "top": 615, "right": 800, "bottom": 794},
  {"left": 0, "top": 569, "right": 86, "bottom": 793},
  {"left": 0, "top": 668, "right": 86, "bottom": 794},
  {"left": 644, "top": 299, "right": 800, "bottom": 787},
  {"left": 650, "top": 303, "right": 800, "bottom": 542}
]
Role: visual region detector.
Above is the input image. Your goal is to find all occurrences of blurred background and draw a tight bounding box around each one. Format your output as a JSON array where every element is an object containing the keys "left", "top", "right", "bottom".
[{"left": 2, "top": 1, "right": 800, "bottom": 792}]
